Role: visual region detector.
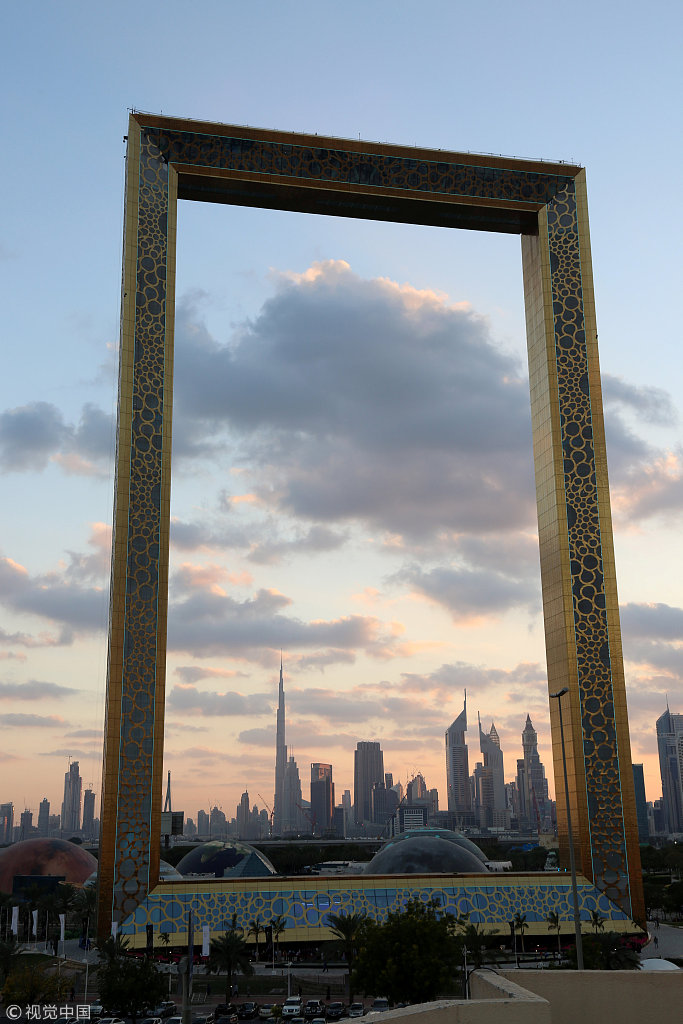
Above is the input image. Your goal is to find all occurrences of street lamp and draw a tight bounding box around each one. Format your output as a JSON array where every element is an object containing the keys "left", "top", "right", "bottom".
[{"left": 550, "top": 687, "right": 584, "bottom": 970}]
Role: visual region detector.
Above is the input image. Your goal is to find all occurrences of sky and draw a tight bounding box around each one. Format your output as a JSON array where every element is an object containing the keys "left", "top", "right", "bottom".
[{"left": 1, "top": 0, "right": 682, "bottom": 827}]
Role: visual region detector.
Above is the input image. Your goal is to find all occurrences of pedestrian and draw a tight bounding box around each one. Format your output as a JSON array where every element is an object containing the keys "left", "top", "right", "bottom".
[
  {"left": 298, "top": 986, "right": 302, "bottom": 998},
  {"left": 654, "top": 935, "right": 659, "bottom": 950}
]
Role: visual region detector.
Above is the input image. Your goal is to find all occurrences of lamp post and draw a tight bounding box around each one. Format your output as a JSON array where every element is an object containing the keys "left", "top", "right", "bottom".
[{"left": 550, "top": 687, "right": 584, "bottom": 970}]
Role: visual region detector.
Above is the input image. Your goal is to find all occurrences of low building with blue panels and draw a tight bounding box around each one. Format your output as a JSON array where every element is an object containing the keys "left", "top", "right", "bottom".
[{"left": 120, "top": 873, "right": 633, "bottom": 947}]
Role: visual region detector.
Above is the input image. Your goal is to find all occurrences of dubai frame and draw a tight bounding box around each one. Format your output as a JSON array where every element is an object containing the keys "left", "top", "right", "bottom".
[{"left": 98, "top": 112, "right": 644, "bottom": 935}]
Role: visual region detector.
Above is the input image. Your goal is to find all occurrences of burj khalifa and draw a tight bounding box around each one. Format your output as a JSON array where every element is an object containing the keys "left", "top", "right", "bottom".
[{"left": 272, "top": 655, "right": 286, "bottom": 834}]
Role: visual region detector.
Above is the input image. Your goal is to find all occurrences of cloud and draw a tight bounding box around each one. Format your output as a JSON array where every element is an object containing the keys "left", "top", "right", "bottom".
[
  {"left": 620, "top": 602, "right": 683, "bottom": 641},
  {"left": 0, "top": 680, "right": 78, "bottom": 700},
  {"left": 167, "top": 584, "right": 410, "bottom": 661},
  {"left": 0, "top": 401, "right": 113, "bottom": 474},
  {"left": 167, "top": 683, "right": 272, "bottom": 717},
  {"left": 63, "top": 523, "right": 111, "bottom": 582},
  {"left": 0, "top": 402, "right": 71, "bottom": 471},
  {"left": 0, "top": 556, "right": 106, "bottom": 635},
  {"left": 0, "top": 625, "right": 72, "bottom": 648},
  {"left": 602, "top": 374, "right": 678, "bottom": 427},
  {"left": 175, "top": 666, "right": 250, "bottom": 683},
  {"left": 0, "top": 713, "right": 65, "bottom": 727},
  {"left": 611, "top": 449, "right": 683, "bottom": 523},
  {"left": 247, "top": 525, "right": 349, "bottom": 564},
  {"left": 172, "top": 262, "right": 537, "bottom": 540},
  {"left": 395, "top": 563, "right": 539, "bottom": 620}
]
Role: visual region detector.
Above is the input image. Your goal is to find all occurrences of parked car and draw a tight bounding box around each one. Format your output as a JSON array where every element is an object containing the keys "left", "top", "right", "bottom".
[
  {"left": 99, "top": 1018, "right": 125, "bottom": 1024},
  {"left": 215, "top": 1015, "right": 239, "bottom": 1024},
  {"left": 304, "top": 1001, "right": 324, "bottom": 1020},
  {"left": 167, "top": 1017, "right": 183, "bottom": 1024},
  {"left": 347, "top": 1006, "right": 364, "bottom": 1019},
  {"left": 259, "top": 1007, "right": 276, "bottom": 1020},
  {"left": 238, "top": 1004, "right": 259, "bottom": 1021},
  {"left": 152, "top": 1003, "right": 177, "bottom": 1019},
  {"left": 192, "top": 1015, "right": 215, "bottom": 1024},
  {"left": 89, "top": 1005, "right": 104, "bottom": 1018},
  {"left": 371, "top": 1000, "right": 390, "bottom": 1013},
  {"left": 140, "top": 1017, "right": 163, "bottom": 1024},
  {"left": 326, "top": 1004, "right": 345, "bottom": 1021},
  {"left": 282, "top": 998, "right": 303, "bottom": 1019}
]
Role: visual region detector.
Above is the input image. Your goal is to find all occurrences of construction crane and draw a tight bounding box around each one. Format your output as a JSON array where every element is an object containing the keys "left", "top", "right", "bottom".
[{"left": 257, "top": 793, "right": 275, "bottom": 836}]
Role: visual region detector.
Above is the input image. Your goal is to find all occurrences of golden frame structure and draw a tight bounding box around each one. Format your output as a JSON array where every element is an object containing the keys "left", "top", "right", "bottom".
[{"left": 98, "top": 112, "right": 644, "bottom": 935}]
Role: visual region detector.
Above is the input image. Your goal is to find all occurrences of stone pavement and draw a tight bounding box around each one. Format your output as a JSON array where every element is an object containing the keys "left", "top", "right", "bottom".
[{"left": 641, "top": 920, "right": 683, "bottom": 961}]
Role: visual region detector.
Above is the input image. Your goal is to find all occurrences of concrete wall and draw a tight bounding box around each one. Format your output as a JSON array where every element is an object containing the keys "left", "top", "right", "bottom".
[
  {"left": 499, "top": 969, "right": 683, "bottom": 1024},
  {"left": 369, "top": 974, "right": 551, "bottom": 1024}
]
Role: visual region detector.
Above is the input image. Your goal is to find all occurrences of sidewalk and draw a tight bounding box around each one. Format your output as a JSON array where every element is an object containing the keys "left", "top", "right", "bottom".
[{"left": 641, "top": 920, "right": 683, "bottom": 962}]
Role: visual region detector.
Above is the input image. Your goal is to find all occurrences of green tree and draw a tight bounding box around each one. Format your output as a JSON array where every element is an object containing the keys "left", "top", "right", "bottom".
[
  {"left": 247, "top": 916, "right": 263, "bottom": 960},
  {"left": 566, "top": 932, "right": 639, "bottom": 970},
  {"left": 0, "top": 935, "right": 22, "bottom": 983},
  {"left": 327, "top": 911, "right": 368, "bottom": 1001},
  {"left": 74, "top": 885, "right": 98, "bottom": 950},
  {"left": 353, "top": 899, "right": 462, "bottom": 1005},
  {"left": 590, "top": 910, "right": 606, "bottom": 935},
  {"left": 206, "top": 926, "right": 254, "bottom": 1003},
  {"left": 270, "top": 914, "right": 286, "bottom": 961},
  {"left": 546, "top": 910, "right": 562, "bottom": 956},
  {"left": 96, "top": 933, "right": 131, "bottom": 960},
  {"left": 2, "top": 961, "right": 70, "bottom": 1005},
  {"left": 513, "top": 913, "right": 528, "bottom": 954},
  {"left": 97, "top": 954, "right": 167, "bottom": 1024},
  {"left": 452, "top": 912, "right": 490, "bottom": 969}
]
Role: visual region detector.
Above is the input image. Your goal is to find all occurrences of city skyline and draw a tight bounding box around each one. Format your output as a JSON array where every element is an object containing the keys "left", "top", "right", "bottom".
[{"left": 1, "top": 3, "right": 681, "bottom": 822}]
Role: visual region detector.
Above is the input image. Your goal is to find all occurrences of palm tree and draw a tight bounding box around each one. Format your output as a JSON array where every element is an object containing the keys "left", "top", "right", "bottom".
[
  {"left": 546, "top": 910, "right": 561, "bottom": 956},
  {"left": 0, "top": 935, "right": 22, "bottom": 983},
  {"left": 206, "top": 927, "right": 254, "bottom": 1003},
  {"left": 590, "top": 910, "right": 605, "bottom": 935},
  {"left": 74, "top": 886, "right": 98, "bottom": 951},
  {"left": 247, "top": 916, "right": 263, "bottom": 960},
  {"left": 513, "top": 912, "right": 528, "bottom": 954},
  {"left": 96, "top": 934, "right": 130, "bottom": 960},
  {"left": 326, "top": 912, "right": 367, "bottom": 1002},
  {"left": 270, "top": 915, "right": 286, "bottom": 962}
]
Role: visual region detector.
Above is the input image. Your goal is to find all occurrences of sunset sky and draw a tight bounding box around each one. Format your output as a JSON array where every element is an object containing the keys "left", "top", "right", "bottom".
[{"left": 1, "top": 0, "right": 682, "bottom": 827}]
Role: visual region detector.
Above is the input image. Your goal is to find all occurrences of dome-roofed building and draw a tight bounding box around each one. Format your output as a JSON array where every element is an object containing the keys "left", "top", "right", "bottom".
[
  {"left": 176, "top": 840, "right": 276, "bottom": 879},
  {"left": 364, "top": 829, "right": 489, "bottom": 875},
  {"left": 0, "top": 838, "right": 98, "bottom": 893}
]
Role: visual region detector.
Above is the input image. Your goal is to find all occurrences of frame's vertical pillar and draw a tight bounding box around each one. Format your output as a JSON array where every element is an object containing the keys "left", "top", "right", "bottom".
[
  {"left": 98, "top": 117, "right": 176, "bottom": 936},
  {"left": 522, "top": 184, "right": 644, "bottom": 924}
]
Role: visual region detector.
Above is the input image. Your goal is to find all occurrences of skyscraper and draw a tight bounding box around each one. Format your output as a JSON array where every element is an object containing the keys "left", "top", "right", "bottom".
[
  {"left": 282, "top": 755, "right": 305, "bottom": 834},
  {"left": 273, "top": 656, "right": 287, "bottom": 834},
  {"left": 656, "top": 705, "right": 683, "bottom": 834},
  {"left": 477, "top": 716, "right": 506, "bottom": 825},
  {"left": 61, "top": 760, "right": 82, "bottom": 834},
  {"left": 632, "top": 764, "right": 649, "bottom": 843},
  {"left": 310, "top": 763, "right": 335, "bottom": 835},
  {"left": 446, "top": 693, "right": 471, "bottom": 817},
  {"left": 83, "top": 789, "right": 96, "bottom": 839},
  {"left": 237, "top": 791, "right": 251, "bottom": 838},
  {"left": 354, "top": 741, "right": 384, "bottom": 827},
  {"left": 37, "top": 798, "right": 50, "bottom": 837},
  {"left": 0, "top": 803, "right": 13, "bottom": 844},
  {"left": 517, "top": 716, "right": 550, "bottom": 830}
]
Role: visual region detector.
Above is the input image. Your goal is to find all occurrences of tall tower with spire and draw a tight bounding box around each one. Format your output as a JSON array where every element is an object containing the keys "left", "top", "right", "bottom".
[
  {"left": 446, "top": 692, "right": 471, "bottom": 817},
  {"left": 478, "top": 714, "right": 506, "bottom": 819},
  {"left": 273, "top": 655, "right": 287, "bottom": 835}
]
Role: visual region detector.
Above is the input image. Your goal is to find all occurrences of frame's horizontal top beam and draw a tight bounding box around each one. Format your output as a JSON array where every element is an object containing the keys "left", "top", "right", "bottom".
[
  {"left": 131, "top": 113, "right": 579, "bottom": 234},
  {"left": 133, "top": 112, "right": 581, "bottom": 179}
]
